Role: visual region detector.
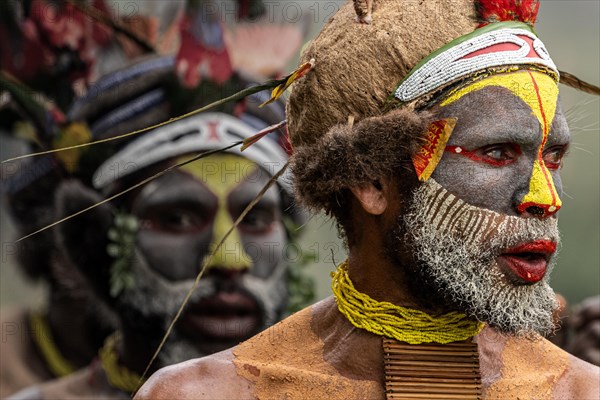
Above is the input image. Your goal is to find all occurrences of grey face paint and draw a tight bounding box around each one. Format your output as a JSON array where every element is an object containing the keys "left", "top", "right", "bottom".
[
  {"left": 431, "top": 86, "right": 570, "bottom": 216},
  {"left": 117, "top": 158, "right": 290, "bottom": 361}
]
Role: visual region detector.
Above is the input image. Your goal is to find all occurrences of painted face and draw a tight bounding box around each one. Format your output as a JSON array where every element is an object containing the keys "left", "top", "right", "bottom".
[
  {"left": 389, "top": 71, "right": 570, "bottom": 335},
  {"left": 118, "top": 154, "right": 289, "bottom": 361},
  {"left": 426, "top": 71, "right": 569, "bottom": 285},
  {"left": 431, "top": 71, "right": 569, "bottom": 218}
]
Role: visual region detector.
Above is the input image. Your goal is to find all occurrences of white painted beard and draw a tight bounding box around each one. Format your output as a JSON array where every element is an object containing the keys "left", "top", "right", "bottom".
[
  {"left": 400, "top": 178, "right": 560, "bottom": 337},
  {"left": 116, "top": 250, "right": 288, "bottom": 366}
]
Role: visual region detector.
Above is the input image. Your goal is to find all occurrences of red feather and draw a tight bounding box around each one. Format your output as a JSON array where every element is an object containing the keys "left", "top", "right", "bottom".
[{"left": 476, "top": 0, "right": 540, "bottom": 28}]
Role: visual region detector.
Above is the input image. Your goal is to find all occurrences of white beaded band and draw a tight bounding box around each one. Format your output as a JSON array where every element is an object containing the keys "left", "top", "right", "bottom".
[
  {"left": 93, "top": 112, "right": 291, "bottom": 193},
  {"left": 395, "top": 27, "right": 558, "bottom": 102}
]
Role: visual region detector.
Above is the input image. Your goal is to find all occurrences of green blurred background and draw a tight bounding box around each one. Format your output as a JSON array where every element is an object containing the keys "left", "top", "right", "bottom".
[{"left": 1, "top": 0, "right": 598, "bottom": 310}]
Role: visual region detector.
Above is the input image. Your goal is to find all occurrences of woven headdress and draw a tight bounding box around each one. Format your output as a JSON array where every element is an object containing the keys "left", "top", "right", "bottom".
[{"left": 287, "top": 0, "right": 598, "bottom": 214}]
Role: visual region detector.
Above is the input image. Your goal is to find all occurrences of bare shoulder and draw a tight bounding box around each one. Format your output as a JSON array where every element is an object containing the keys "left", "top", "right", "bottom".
[
  {"left": 136, "top": 302, "right": 333, "bottom": 400},
  {"left": 555, "top": 352, "right": 600, "bottom": 400},
  {"left": 479, "top": 328, "right": 600, "bottom": 399},
  {"left": 525, "top": 336, "right": 600, "bottom": 399},
  {"left": 524, "top": 336, "right": 600, "bottom": 399},
  {"left": 135, "top": 349, "right": 253, "bottom": 400}
]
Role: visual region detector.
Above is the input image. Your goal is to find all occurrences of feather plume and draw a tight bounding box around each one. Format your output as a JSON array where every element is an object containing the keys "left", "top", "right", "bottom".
[
  {"left": 559, "top": 70, "right": 600, "bottom": 96},
  {"left": 476, "top": 0, "right": 540, "bottom": 28}
]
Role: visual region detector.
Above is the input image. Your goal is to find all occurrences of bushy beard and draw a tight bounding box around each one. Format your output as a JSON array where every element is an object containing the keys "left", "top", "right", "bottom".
[
  {"left": 116, "top": 250, "right": 288, "bottom": 366},
  {"left": 394, "top": 178, "right": 559, "bottom": 337}
]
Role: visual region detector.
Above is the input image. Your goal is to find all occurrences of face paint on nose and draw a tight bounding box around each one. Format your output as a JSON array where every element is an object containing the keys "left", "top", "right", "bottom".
[
  {"left": 441, "top": 71, "right": 561, "bottom": 216},
  {"left": 514, "top": 72, "right": 561, "bottom": 216},
  {"left": 178, "top": 154, "right": 254, "bottom": 271}
]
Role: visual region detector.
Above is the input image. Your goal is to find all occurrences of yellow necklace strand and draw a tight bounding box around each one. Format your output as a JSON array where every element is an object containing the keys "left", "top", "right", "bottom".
[
  {"left": 29, "top": 312, "right": 76, "bottom": 377},
  {"left": 331, "top": 261, "right": 484, "bottom": 344},
  {"left": 99, "top": 333, "right": 144, "bottom": 393}
]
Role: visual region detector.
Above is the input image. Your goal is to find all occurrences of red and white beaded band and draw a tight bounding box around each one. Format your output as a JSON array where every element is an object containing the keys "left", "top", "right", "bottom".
[{"left": 395, "top": 27, "right": 558, "bottom": 102}]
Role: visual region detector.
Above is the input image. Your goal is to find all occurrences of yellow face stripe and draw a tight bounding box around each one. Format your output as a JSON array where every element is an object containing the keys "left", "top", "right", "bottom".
[
  {"left": 179, "top": 154, "right": 255, "bottom": 270},
  {"left": 442, "top": 71, "right": 561, "bottom": 215}
]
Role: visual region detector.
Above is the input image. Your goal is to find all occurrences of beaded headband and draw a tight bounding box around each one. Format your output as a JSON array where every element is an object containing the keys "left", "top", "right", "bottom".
[
  {"left": 93, "top": 112, "right": 291, "bottom": 193},
  {"left": 394, "top": 22, "right": 558, "bottom": 103}
]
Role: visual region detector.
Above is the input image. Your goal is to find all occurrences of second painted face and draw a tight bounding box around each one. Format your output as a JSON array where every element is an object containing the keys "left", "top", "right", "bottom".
[{"left": 122, "top": 153, "right": 289, "bottom": 359}]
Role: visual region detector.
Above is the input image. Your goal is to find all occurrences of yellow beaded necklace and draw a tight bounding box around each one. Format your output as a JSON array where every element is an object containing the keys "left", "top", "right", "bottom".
[
  {"left": 98, "top": 333, "right": 144, "bottom": 393},
  {"left": 331, "top": 261, "right": 484, "bottom": 344},
  {"left": 29, "top": 312, "right": 76, "bottom": 377}
]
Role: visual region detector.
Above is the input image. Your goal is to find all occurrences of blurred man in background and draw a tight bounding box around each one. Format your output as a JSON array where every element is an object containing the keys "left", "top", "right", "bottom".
[
  {"left": 2, "top": 0, "right": 310, "bottom": 397},
  {"left": 8, "top": 31, "right": 312, "bottom": 394}
]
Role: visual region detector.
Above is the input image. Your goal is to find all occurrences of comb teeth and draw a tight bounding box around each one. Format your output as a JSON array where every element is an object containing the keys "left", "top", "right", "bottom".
[
  {"left": 383, "top": 337, "right": 482, "bottom": 400},
  {"left": 476, "top": 0, "right": 540, "bottom": 28}
]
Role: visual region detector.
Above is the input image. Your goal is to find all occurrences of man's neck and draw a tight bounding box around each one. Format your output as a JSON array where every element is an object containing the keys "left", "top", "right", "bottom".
[
  {"left": 46, "top": 289, "right": 110, "bottom": 369},
  {"left": 347, "top": 250, "right": 419, "bottom": 308},
  {"left": 346, "top": 224, "right": 446, "bottom": 315},
  {"left": 117, "top": 330, "right": 153, "bottom": 376}
]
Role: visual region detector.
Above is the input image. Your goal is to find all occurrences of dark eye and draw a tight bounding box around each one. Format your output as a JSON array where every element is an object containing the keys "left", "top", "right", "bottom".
[
  {"left": 485, "top": 148, "right": 505, "bottom": 159},
  {"left": 141, "top": 208, "right": 207, "bottom": 234},
  {"left": 479, "top": 144, "right": 521, "bottom": 166},
  {"left": 239, "top": 208, "right": 275, "bottom": 235},
  {"left": 543, "top": 146, "right": 567, "bottom": 170},
  {"left": 445, "top": 143, "right": 521, "bottom": 167}
]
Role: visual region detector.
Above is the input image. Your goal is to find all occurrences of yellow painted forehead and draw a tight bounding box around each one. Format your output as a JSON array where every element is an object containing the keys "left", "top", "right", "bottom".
[
  {"left": 177, "top": 154, "right": 258, "bottom": 198},
  {"left": 441, "top": 71, "right": 559, "bottom": 132}
]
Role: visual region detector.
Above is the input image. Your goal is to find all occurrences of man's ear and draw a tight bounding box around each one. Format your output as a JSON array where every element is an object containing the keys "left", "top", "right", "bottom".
[
  {"left": 54, "top": 180, "right": 114, "bottom": 298},
  {"left": 350, "top": 180, "right": 389, "bottom": 215}
]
